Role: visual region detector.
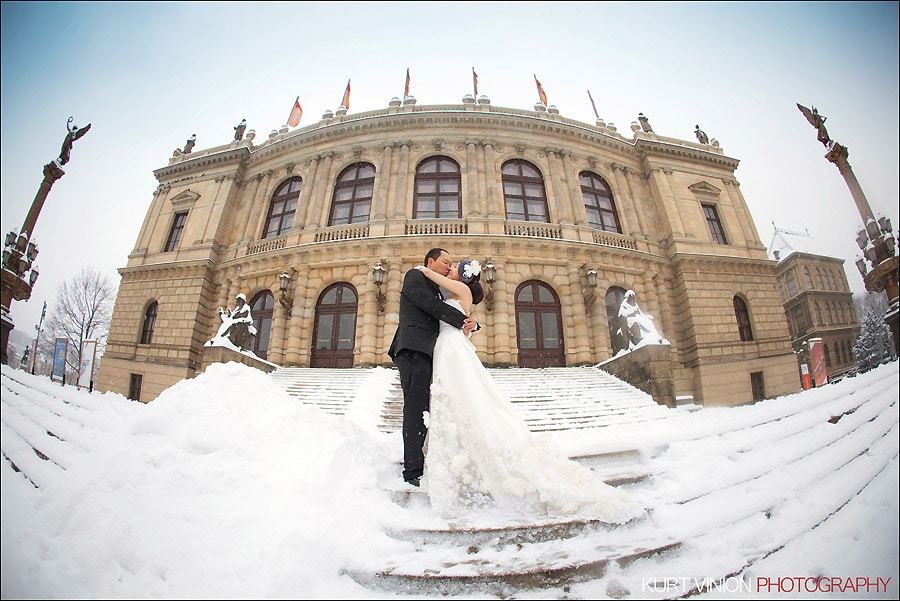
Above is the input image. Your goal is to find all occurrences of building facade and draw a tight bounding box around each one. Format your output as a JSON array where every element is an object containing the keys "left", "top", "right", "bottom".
[
  {"left": 97, "top": 96, "right": 799, "bottom": 406},
  {"left": 769, "top": 227, "right": 860, "bottom": 382}
]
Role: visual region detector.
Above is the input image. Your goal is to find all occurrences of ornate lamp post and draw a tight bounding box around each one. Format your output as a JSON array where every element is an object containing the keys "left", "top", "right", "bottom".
[
  {"left": 1, "top": 117, "right": 90, "bottom": 364},
  {"left": 798, "top": 104, "right": 899, "bottom": 355}
]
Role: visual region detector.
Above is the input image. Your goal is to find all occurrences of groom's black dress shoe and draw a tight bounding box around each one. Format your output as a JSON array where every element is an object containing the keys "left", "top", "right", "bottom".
[{"left": 404, "top": 477, "right": 421, "bottom": 487}]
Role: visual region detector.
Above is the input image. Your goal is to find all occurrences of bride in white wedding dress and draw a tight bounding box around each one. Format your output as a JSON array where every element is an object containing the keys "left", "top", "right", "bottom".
[{"left": 416, "top": 260, "right": 644, "bottom": 524}]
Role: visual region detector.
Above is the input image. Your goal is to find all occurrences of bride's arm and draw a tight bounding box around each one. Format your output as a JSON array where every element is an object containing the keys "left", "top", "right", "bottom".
[{"left": 416, "top": 266, "right": 472, "bottom": 306}]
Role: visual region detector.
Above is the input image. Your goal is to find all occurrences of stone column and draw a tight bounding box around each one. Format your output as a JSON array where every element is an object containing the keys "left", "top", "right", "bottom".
[
  {"left": 312, "top": 151, "right": 335, "bottom": 228},
  {"left": 267, "top": 284, "right": 286, "bottom": 365},
  {"left": 564, "top": 156, "right": 588, "bottom": 227},
  {"left": 135, "top": 184, "right": 169, "bottom": 254},
  {"left": 490, "top": 268, "right": 513, "bottom": 366},
  {"left": 723, "top": 179, "right": 758, "bottom": 246},
  {"left": 373, "top": 143, "right": 394, "bottom": 220},
  {"left": 646, "top": 168, "right": 680, "bottom": 239},
  {"left": 483, "top": 141, "right": 502, "bottom": 218},
  {"left": 294, "top": 157, "right": 319, "bottom": 229},
  {"left": 285, "top": 263, "right": 312, "bottom": 366},
  {"left": 611, "top": 164, "right": 644, "bottom": 235},
  {"left": 243, "top": 170, "right": 274, "bottom": 242},
  {"left": 545, "top": 149, "right": 574, "bottom": 225},
  {"left": 357, "top": 267, "right": 380, "bottom": 366},
  {"left": 392, "top": 142, "right": 411, "bottom": 218},
  {"left": 465, "top": 140, "right": 481, "bottom": 216},
  {"left": 566, "top": 262, "right": 593, "bottom": 363},
  {"left": 622, "top": 167, "right": 653, "bottom": 235},
  {"left": 653, "top": 269, "right": 674, "bottom": 347}
]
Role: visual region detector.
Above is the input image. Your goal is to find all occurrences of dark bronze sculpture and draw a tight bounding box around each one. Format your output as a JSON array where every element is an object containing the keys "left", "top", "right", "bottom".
[
  {"left": 694, "top": 124, "right": 709, "bottom": 145},
  {"left": 638, "top": 113, "right": 653, "bottom": 133},
  {"left": 797, "top": 104, "right": 832, "bottom": 148},
  {"left": 234, "top": 119, "right": 247, "bottom": 141},
  {"left": 183, "top": 134, "right": 196, "bottom": 154},
  {"left": 58, "top": 117, "right": 91, "bottom": 165}
]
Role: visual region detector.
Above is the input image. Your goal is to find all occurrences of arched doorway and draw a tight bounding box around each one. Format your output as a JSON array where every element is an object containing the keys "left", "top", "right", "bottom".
[
  {"left": 250, "top": 291, "right": 274, "bottom": 360},
  {"left": 310, "top": 283, "right": 358, "bottom": 368},
  {"left": 514, "top": 280, "right": 565, "bottom": 368}
]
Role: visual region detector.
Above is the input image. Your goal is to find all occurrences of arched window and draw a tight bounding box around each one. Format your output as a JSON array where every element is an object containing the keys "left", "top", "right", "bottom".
[
  {"left": 804, "top": 267, "right": 814, "bottom": 289},
  {"left": 413, "top": 156, "right": 461, "bottom": 218},
  {"left": 814, "top": 302, "right": 823, "bottom": 325},
  {"left": 250, "top": 291, "right": 275, "bottom": 360},
  {"left": 605, "top": 286, "right": 629, "bottom": 355},
  {"left": 515, "top": 281, "right": 565, "bottom": 367},
  {"left": 844, "top": 340, "right": 854, "bottom": 363},
  {"left": 785, "top": 271, "right": 797, "bottom": 297},
  {"left": 579, "top": 171, "right": 621, "bottom": 233},
  {"left": 501, "top": 160, "right": 550, "bottom": 223},
  {"left": 734, "top": 296, "right": 754, "bottom": 341},
  {"left": 140, "top": 301, "right": 158, "bottom": 344},
  {"left": 816, "top": 268, "right": 825, "bottom": 289},
  {"left": 328, "top": 162, "right": 374, "bottom": 226},
  {"left": 311, "top": 283, "right": 358, "bottom": 368},
  {"left": 263, "top": 177, "right": 302, "bottom": 239},
  {"left": 825, "top": 303, "right": 833, "bottom": 325}
]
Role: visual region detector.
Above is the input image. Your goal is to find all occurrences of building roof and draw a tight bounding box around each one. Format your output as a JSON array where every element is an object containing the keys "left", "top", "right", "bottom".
[{"left": 767, "top": 224, "right": 838, "bottom": 263}]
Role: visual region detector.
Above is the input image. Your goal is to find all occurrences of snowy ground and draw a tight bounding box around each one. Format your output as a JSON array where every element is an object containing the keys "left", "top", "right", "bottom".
[{"left": 1, "top": 360, "right": 897, "bottom": 599}]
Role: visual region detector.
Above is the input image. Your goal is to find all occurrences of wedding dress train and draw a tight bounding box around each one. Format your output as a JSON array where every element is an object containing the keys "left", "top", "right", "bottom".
[{"left": 423, "top": 299, "right": 643, "bottom": 523}]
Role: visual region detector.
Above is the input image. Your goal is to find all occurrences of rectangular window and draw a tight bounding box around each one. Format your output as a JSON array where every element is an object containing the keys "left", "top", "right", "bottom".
[
  {"left": 702, "top": 203, "right": 727, "bottom": 244},
  {"left": 128, "top": 373, "right": 143, "bottom": 402},
  {"left": 164, "top": 211, "right": 188, "bottom": 252},
  {"left": 750, "top": 371, "right": 765, "bottom": 402}
]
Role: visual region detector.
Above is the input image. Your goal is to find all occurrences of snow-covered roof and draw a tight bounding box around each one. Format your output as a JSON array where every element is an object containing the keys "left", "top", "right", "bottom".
[{"left": 767, "top": 225, "right": 837, "bottom": 262}]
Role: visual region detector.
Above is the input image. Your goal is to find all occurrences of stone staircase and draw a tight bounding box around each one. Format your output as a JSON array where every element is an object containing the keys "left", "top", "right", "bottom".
[
  {"left": 268, "top": 365, "right": 672, "bottom": 433},
  {"left": 3, "top": 363, "right": 897, "bottom": 599}
]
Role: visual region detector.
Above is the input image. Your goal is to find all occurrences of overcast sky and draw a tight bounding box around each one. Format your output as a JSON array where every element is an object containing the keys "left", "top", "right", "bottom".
[{"left": 2, "top": 1, "right": 898, "bottom": 336}]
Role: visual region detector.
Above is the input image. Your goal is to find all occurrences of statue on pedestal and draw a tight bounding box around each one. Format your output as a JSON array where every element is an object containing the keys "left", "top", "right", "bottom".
[
  {"left": 638, "top": 113, "right": 654, "bottom": 133},
  {"left": 618, "top": 290, "right": 668, "bottom": 349},
  {"left": 208, "top": 293, "right": 256, "bottom": 351},
  {"left": 58, "top": 117, "right": 91, "bottom": 165},
  {"left": 234, "top": 119, "right": 247, "bottom": 141},
  {"left": 694, "top": 124, "right": 709, "bottom": 145},
  {"left": 797, "top": 104, "right": 832, "bottom": 148}
]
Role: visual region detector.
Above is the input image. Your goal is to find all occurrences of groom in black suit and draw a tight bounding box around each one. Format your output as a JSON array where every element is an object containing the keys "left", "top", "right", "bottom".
[{"left": 388, "top": 248, "right": 477, "bottom": 486}]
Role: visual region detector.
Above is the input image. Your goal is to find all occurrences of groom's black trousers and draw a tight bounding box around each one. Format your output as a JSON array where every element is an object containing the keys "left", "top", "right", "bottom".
[{"left": 394, "top": 349, "right": 432, "bottom": 481}]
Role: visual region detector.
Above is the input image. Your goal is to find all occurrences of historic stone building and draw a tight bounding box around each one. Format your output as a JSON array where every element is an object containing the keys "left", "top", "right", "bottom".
[
  {"left": 768, "top": 227, "right": 860, "bottom": 381},
  {"left": 96, "top": 95, "right": 799, "bottom": 406}
]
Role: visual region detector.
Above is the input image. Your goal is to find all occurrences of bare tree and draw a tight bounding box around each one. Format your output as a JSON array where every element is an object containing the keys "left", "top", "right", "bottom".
[{"left": 37, "top": 266, "right": 117, "bottom": 383}]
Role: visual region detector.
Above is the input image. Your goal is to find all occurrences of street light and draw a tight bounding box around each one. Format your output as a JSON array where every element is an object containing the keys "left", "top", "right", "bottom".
[
  {"left": 483, "top": 259, "right": 496, "bottom": 311},
  {"left": 583, "top": 266, "right": 598, "bottom": 310},
  {"left": 373, "top": 261, "right": 387, "bottom": 312},
  {"left": 278, "top": 271, "right": 292, "bottom": 317}
]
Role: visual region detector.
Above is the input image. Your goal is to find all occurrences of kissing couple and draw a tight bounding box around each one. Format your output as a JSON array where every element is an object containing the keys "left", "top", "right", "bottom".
[{"left": 389, "top": 248, "right": 642, "bottom": 522}]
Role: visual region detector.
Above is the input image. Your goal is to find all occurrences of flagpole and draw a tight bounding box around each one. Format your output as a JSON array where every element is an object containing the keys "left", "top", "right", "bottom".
[
  {"left": 587, "top": 90, "right": 599, "bottom": 120},
  {"left": 288, "top": 96, "right": 298, "bottom": 125}
]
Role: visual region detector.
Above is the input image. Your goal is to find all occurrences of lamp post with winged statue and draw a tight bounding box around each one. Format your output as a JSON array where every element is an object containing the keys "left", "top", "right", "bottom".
[
  {"left": 1, "top": 117, "right": 91, "bottom": 364},
  {"left": 797, "top": 104, "right": 898, "bottom": 356}
]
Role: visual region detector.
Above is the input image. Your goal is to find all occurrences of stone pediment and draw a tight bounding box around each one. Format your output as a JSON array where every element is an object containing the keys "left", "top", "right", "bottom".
[
  {"left": 688, "top": 181, "right": 722, "bottom": 196},
  {"left": 170, "top": 189, "right": 200, "bottom": 209}
]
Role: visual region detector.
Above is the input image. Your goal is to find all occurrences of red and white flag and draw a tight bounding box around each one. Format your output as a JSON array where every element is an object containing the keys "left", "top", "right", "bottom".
[
  {"left": 534, "top": 74, "right": 548, "bottom": 106},
  {"left": 404, "top": 68, "right": 410, "bottom": 98},
  {"left": 340, "top": 80, "right": 351, "bottom": 110},
  {"left": 472, "top": 67, "right": 479, "bottom": 97},
  {"left": 287, "top": 97, "right": 303, "bottom": 127}
]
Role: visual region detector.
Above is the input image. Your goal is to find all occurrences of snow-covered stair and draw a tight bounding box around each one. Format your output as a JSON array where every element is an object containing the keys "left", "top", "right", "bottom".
[{"left": 269, "top": 365, "right": 670, "bottom": 433}]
